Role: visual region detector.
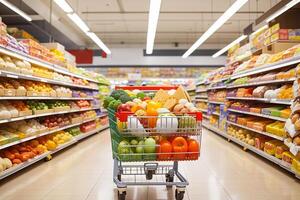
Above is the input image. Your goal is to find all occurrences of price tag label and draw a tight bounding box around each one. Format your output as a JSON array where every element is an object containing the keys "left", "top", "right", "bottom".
[{"left": 290, "top": 143, "right": 299, "bottom": 156}]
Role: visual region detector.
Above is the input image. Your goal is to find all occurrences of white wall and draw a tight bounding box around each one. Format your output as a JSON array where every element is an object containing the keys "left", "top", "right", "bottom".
[{"left": 80, "top": 48, "right": 226, "bottom": 66}]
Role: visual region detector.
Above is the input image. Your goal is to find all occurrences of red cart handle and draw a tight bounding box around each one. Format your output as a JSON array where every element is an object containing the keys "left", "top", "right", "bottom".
[{"left": 115, "top": 86, "right": 178, "bottom": 91}]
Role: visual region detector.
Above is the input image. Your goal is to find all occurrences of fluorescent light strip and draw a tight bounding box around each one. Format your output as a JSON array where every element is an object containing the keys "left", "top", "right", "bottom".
[
  {"left": 67, "top": 13, "right": 90, "bottom": 33},
  {"left": 54, "top": 0, "right": 73, "bottom": 13},
  {"left": 0, "top": 0, "right": 32, "bottom": 21},
  {"left": 212, "top": 35, "right": 247, "bottom": 58},
  {"left": 86, "top": 32, "right": 111, "bottom": 55},
  {"left": 266, "top": 0, "right": 300, "bottom": 22},
  {"left": 251, "top": 24, "right": 268, "bottom": 36},
  {"left": 146, "top": 0, "right": 161, "bottom": 54},
  {"left": 182, "top": 0, "right": 248, "bottom": 58}
]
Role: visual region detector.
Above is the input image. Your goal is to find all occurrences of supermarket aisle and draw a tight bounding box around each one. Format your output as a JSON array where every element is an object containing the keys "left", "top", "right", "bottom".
[{"left": 0, "top": 129, "right": 300, "bottom": 200}]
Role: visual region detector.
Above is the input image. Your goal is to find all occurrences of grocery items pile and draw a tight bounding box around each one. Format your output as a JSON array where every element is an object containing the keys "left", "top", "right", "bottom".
[{"left": 106, "top": 86, "right": 201, "bottom": 162}]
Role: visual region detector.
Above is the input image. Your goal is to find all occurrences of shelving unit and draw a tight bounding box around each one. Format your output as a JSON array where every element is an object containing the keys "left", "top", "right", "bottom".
[
  {"left": 0, "top": 42, "right": 110, "bottom": 179},
  {"left": 226, "top": 120, "right": 285, "bottom": 141},
  {"left": 0, "top": 124, "right": 109, "bottom": 180},
  {"left": 226, "top": 97, "right": 292, "bottom": 105},
  {"left": 203, "top": 122, "right": 297, "bottom": 178},
  {"left": 197, "top": 44, "right": 300, "bottom": 178},
  {"left": 227, "top": 108, "right": 287, "bottom": 122}
]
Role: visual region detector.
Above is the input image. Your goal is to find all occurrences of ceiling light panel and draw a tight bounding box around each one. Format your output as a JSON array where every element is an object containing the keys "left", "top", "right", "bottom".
[
  {"left": 54, "top": 0, "right": 73, "bottom": 13},
  {"left": 146, "top": 0, "right": 162, "bottom": 54},
  {"left": 67, "top": 13, "right": 90, "bottom": 33},
  {"left": 86, "top": 32, "right": 111, "bottom": 55},
  {"left": 182, "top": 0, "right": 248, "bottom": 58}
]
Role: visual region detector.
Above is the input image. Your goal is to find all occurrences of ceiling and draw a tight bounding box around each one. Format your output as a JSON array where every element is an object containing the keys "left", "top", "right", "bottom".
[
  {"left": 62, "top": 0, "right": 280, "bottom": 48},
  {"left": 2, "top": 0, "right": 281, "bottom": 49}
]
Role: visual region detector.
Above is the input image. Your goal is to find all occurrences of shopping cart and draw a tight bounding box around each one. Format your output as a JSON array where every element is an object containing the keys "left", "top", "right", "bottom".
[{"left": 108, "top": 86, "right": 202, "bottom": 200}]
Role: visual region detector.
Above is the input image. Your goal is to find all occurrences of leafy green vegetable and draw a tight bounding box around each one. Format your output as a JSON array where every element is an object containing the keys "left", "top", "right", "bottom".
[
  {"left": 136, "top": 92, "right": 146, "bottom": 99},
  {"left": 111, "top": 90, "right": 127, "bottom": 100},
  {"left": 119, "top": 94, "right": 132, "bottom": 103},
  {"left": 108, "top": 100, "right": 122, "bottom": 111},
  {"left": 103, "top": 96, "right": 115, "bottom": 108}
]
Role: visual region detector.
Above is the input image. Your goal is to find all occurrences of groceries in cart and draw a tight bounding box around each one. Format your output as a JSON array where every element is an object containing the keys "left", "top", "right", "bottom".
[
  {"left": 104, "top": 86, "right": 201, "bottom": 135},
  {"left": 106, "top": 86, "right": 202, "bottom": 162}
]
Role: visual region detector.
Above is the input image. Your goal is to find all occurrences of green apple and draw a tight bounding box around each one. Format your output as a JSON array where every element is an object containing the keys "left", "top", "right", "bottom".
[
  {"left": 136, "top": 140, "right": 144, "bottom": 154},
  {"left": 130, "top": 139, "right": 138, "bottom": 145},
  {"left": 144, "top": 137, "right": 156, "bottom": 153}
]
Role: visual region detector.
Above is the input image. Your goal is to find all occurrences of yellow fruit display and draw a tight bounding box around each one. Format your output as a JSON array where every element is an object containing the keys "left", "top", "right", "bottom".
[{"left": 45, "top": 140, "right": 57, "bottom": 151}]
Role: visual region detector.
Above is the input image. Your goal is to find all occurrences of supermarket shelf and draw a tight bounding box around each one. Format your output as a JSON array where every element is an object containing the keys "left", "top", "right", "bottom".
[
  {"left": 226, "top": 97, "right": 292, "bottom": 105},
  {"left": 231, "top": 54, "right": 300, "bottom": 80},
  {"left": 203, "top": 123, "right": 296, "bottom": 176},
  {"left": 203, "top": 122, "right": 227, "bottom": 138},
  {"left": 0, "top": 70, "right": 99, "bottom": 90},
  {"left": 227, "top": 109, "right": 287, "bottom": 122},
  {"left": 0, "top": 96, "right": 94, "bottom": 100},
  {"left": 195, "top": 99, "right": 208, "bottom": 103},
  {"left": 207, "top": 86, "right": 227, "bottom": 90},
  {"left": 76, "top": 125, "right": 109, "bottom": 141},
  {"left": 187, "top": 88, "right": 196, "bottom": 92},
  {"left": 0, "top": 152, "right": 49, "bottom": 180},
  {"left": 226, "top": 120, "right": 285, "bottom": 141},
  {"left": 0, "top": 124, "right": 109, "bottom": 180},
  {"left": 208, "top": 101, "right": 225, "bottom": 105},
  {"left": 0, "top": 116, "right": 100, "bottom": 150},
  {"left": 0, "top": 107, "right": 101, "bottom": 125},
  {"left": 0, "top": 45, "right": 99, "bottom": 84},
  {"left": 196, "top": 81, "right": 206, "bottom": 86},
  {"left": 196, "top": 89, "right": 207, "bottom": 93},
  {"left": 227, "top": 78, "right": 296, "bottom": 89},
  {"left": 198, "top": 108, "right": 208, "bottom": 113},
  {"left": 50, "top": 139, "right": 78, "bottom": 154},
  {"left": 195, "top": 95, "right": 208, "bottom": 99}
]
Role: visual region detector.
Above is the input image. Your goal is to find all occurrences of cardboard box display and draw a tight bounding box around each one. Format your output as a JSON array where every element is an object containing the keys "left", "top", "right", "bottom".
[
  {"left": 0, "top": 88, "right": 4, "bottom": 96},
  {"left": 262, "top": 42, "right": 298, "bottom": 54},
  {"left": 42, "top": 42, "right": 65, "bottom": 52},
  {"left": 54, "top": 106, "right": 70, "bottom": 112}
]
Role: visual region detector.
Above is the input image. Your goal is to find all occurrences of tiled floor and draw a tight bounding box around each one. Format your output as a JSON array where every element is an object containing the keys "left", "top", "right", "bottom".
[{"left": 0, "top": 129, "right": 300, "bottom": 200}]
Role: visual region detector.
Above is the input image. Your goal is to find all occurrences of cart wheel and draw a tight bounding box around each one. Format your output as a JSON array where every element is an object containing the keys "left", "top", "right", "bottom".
[
  {"left": 118, "top": 191, "right": 126, "bottom": 200},
  {"left": 165, "top": 173, "right": 174, "bottom": 188},
  {"left": 175, "top": 189, "right": 185, "bottom": 200},
  {"left": 117, "top": 174, "right": 121, "bottom": 181},
  {"left": 146, "top": 173, "right": 153, "bottom": 180}
]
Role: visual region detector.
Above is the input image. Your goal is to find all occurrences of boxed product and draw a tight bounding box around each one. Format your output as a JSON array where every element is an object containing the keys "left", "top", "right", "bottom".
[
  {"left": 264, "top": 140, "right": 283, "bottom": 155},
  {"left": 275, "top": 144, "right": 288, "bottom": 159}
]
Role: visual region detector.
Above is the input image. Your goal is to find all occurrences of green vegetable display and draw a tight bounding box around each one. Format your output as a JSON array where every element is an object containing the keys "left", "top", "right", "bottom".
[
  {"left": 103, "top": 96, "right": 115, "bottom": 108},
  {"left": 136, "top": 92, "right": 146, "bottom": 99},
  {"left": 108, "top": 100, "right": 122, "bottom": 111},
  {"left": 111, "top": 90, "right": 127, "bottom": 100},
  {"left": 119, "top": 94, "right": 132, "bottom": 103}
]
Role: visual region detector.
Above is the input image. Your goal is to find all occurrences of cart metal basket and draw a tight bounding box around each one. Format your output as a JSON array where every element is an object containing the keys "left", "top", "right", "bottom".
[{"left": 108, "top": 86, "right": 202, "bottom": 200}]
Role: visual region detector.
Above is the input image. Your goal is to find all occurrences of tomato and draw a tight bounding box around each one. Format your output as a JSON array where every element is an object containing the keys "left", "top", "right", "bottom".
[
  {"left": 143, "top": 96, "right": 151, "bottom": 101},
  {"left": 158, "top": 140, "right": 172, "bottom": 160},
  {"left": 172, "top": 137, "right": 188, "bottom": 160},
  {"left": 187, "top": 139, "right": 199, "bottom": 160}
]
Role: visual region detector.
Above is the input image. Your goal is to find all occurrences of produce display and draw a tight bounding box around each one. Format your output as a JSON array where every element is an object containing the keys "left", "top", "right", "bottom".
[
  {"left": 197, "top": 23, "right": 300, "bottom": 178},
  {"left": 106, "top": 86, "right": 201, "bottom": 162},
  {"left": 0, "top": 19, "right": 110, "bottom": 179}
]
